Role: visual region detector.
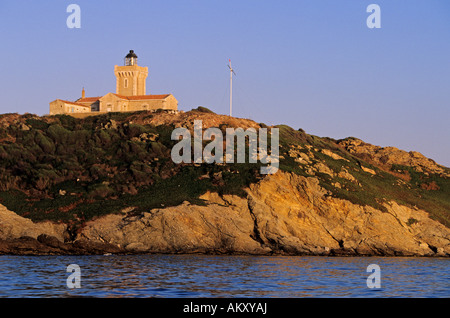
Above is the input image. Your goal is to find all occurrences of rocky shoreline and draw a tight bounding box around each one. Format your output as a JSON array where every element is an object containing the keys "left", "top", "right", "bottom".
[
  {"left": 0, "top": 234, "right": 446, "bottom": 257},
  {"left": 1, "top": 172, "right": 449, "bottom": 257},
  {"left": 1, "top": 235, "right": 448, "bottom": 257}
]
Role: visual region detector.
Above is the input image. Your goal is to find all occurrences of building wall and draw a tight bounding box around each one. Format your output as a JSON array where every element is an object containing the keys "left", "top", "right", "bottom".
[
  {"left": 49, "top": 100, "right": 90, "bottom": 115},
  {"left": 163, "top": 95, "right": 178, "bottom": 110},
  {"left": 114, "top": 65, "right": 148, "bottom": 96},
  {"left": 97, "top": 94, "right": 178, "bottom": 113},
  {"left": 90, "top": 101, "right": 100, "bottom": 112},
  {"left": 49, "top": 100, "right": 63, "bottom": 115},
  {"left": 126, "top": 95, "right": 178, "bottom": 111},
  {"left": 127, "top": 99, "right": 164, "bottom": 111},
  {"left": 50, "top": 94, "right": 177, "bottom": 115},
  {"left": 76, "top": 100, "right": 100, "bottom": 112},
  {"left": 98, "top": 94, "right": 126, "bottom": 112}
]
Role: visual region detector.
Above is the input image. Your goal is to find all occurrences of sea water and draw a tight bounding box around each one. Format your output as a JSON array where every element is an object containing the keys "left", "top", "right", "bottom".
[{"left": 0, "top": 255, "right": 448, "bottom": 298}]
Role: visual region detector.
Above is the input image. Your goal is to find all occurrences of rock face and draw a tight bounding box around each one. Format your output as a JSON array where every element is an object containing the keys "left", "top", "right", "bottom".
[
  {"left": 1, "top": 112, "right": 448, "bottom": 257},
  {"left": 79, "top": 196, "right": 266, "bottom": 255},
  {"left": 0, "top": 204, "right": 66, "bottom": 241},
  {"left": 136, "top": 109, "right": 261, "bottom": 131},
  {"left": 77, "top": 172, "right": 450, "bottom": 256},
  {"left": 0, "top": 204, "right": 121, "bottom": 255},
  {"left": 1, "top": 171, "right": 449, "bottom": 256},
  {"left": 338, "top": 138, "right": 449, "bottom": 176}
]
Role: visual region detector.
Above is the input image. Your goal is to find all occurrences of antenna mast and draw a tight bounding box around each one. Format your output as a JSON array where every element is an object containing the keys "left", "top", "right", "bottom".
[{"left": 228, "top": 59, "right": 236, "bottom": 117}]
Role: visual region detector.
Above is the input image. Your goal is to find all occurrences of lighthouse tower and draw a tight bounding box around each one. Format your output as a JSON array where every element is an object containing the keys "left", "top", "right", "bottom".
[{"left": 114, "top": 50, "right": 149, "bottom": 96}]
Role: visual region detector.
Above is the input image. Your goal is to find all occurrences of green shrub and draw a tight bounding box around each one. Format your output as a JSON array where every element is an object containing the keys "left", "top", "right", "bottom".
[
  {"left": 25, "top": 118, "right": 49, "bottom": 130},
  {"left": 34, "top": 131, "right": 55, "bottom": 153},
  {"left": 126, "top": 124, "right": 148, "bottom": 138},
  {"left": 193, "top": 106, "right": 215, "bottom": 114},
  {"left": 88, "top": 183, "right": 114, "bottom": 199},
  {"left": 47, "top": 124, "right": 71, "bottom": 144}
]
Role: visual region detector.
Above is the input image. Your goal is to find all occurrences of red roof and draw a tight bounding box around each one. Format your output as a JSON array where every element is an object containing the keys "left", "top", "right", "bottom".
[
  {"left": 56, "top": 100, "right": 90, "bottom": 108},
  {"left": 76, "top": 94, "right": 171, "bottom": 103},
  {"left": 76, "top": 97, "right": 102, "bottom": 103},
  {"left": 112, "top": 94, "right": 171, "bottom": 100}
]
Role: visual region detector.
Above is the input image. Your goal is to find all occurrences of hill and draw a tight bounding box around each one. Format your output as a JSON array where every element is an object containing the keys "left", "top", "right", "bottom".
[{"left": 0, "top": 110, "right": 449, "bottom": 256}]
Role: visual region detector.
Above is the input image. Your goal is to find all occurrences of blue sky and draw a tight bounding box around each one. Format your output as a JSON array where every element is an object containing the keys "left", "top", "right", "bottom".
[{"left": 0, "top": 0, "right": 449, "bottom": 166}]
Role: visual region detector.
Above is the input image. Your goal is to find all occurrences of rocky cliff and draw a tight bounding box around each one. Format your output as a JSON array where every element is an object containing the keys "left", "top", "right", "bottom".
[
  {"left": 338, "top": 137, "right": 449, "bottom": 177},
  {"left": 0, "top": 110, "right": 448, "bottom": 256},
  {"left": 1, "top": 171, "right": 448, "bottom": 256}
]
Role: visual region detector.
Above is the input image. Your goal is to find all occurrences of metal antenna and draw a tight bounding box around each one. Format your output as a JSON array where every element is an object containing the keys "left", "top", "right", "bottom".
[{"left": 228, "top": 59, "right": 236, "bottom": 117}]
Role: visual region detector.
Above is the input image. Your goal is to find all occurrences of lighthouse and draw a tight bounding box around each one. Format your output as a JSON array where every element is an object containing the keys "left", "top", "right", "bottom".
[{"left": 114, "top": 50, "right": 149, "bottom": 96}]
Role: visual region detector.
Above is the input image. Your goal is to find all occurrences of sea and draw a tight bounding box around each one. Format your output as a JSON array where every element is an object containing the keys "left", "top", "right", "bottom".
[{"left": 0, "top": 255, "right": 448, "bottom": 298}]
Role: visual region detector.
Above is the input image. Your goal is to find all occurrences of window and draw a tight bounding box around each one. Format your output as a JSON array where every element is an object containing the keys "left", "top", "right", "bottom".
[{"left": 124, "top": 78, "right": 128, "bottom": 88}]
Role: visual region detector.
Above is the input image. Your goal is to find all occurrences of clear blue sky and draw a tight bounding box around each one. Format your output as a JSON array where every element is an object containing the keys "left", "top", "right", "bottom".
[{"left": 0, "top": 0, "right": 449, "bottom": 166}]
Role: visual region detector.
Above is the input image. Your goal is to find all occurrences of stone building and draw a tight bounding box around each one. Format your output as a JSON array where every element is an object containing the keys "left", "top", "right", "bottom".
[{"left": 49, "top": 50, "right": 178, "bottom": 115}]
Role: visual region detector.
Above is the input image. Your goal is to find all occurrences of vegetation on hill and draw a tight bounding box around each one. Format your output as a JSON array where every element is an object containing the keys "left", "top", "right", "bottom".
[
  {"left": 192, "top": 106, "right": 215, "bottom": 114},
  {"left": 277, "top": 125, "right": 450, "bottom": 227},
  {"left": 0, "top": 112, "right": 261, "bottom": 231},
  {"left": 0, "top": 110, "right": 448, "bottom": 233}
]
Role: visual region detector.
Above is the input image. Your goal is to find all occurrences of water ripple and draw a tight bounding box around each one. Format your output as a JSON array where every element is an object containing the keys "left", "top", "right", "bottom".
[{"left": 0, "top": 255, "right": 448, "bottom": 298}]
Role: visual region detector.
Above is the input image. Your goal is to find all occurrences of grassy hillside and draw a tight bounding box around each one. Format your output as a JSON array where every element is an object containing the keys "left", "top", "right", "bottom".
[
  {"left": 0, "top": 112, "right": 261, "bottom": 230},
  {"left": 0, "top": 111, "right": 448, "bottom": 231},
  {"left": 277, "top": 125, "right": 450, "bottom": 227}
]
